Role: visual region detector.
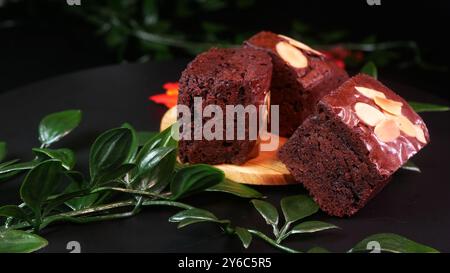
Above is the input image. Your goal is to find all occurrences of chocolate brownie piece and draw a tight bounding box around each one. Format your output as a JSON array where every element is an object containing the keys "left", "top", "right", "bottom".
[
  {"left": 178, "top": 47, "right": 272, "bottom": 165},
  {"left": 245, "top": 31, "right": 348, "bottom": 136},
  {"left": 278, "top": 74, "right": 429, "bottom": 217}
]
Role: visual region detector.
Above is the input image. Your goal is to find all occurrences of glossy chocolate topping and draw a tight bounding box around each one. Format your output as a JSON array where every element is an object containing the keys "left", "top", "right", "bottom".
[
  {"left": 320, "top": 74, "right": 430, "bottom": 175},
  {"left": 245, "top": 31, "right": 330, "bottom": 90}
]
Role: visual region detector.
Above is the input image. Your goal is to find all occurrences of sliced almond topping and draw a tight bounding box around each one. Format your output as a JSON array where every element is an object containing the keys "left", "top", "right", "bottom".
[
  {"left": 374, "top": 119, "right": 400, "bottom": 142},
  {"left": 275, "top": 41, "right": 308, "bottom": 69},
  {"left": 374, "top": 96, "right": 403, "bottom": 116},
  {"left": 382, "top": 111, "right": 397, "bottom": 120},
  {"left": 354, "top": 86, "right": 386, "bottom": 99},
  {"left": 278, "top": 34, "right": 324, "bottom": 56},
  {"left": 415, "top": 125, "right": 427, "bottom": 143},
  {"left": 395, "top": 115, "right": 416, "bottom": 137},
  {"left": 354, "top": 102, "right": 386, "bottom": 126}
]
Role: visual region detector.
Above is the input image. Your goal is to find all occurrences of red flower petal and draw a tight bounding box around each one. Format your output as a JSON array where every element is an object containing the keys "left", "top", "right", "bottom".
[
  {"left": 163, "top": 82, "right": 179, "bottom": 91},
  {"left": 149, "top": 94, "right": 178, "bottom": 108}
]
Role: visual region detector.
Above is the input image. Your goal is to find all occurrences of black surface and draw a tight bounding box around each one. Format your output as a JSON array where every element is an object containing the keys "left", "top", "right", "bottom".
[{"left": 0, "top": 61, "right": 449, "bottom": 253}]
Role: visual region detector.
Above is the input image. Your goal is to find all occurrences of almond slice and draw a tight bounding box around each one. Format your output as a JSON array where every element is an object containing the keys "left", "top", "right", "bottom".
[
  {"left": 275, "top": 41, "right": 308, "bottom": 69},
  {"left": 354, "top": 102, "right": 386, "bottom": 126},
  {"left": 278, "top": 34, "right": 324, "bottom": 56},
  {"left": 374, "top": 119, "right": 400, "bottom": 142},
  {"left": 415, "top": 125, "right": 427, "bottom": 143},
  {"left": 395, "top": 115, "right": 416, "bottom": 137},
  {"left": 382, "top": 112, "right": 417, "bottom": 138},
  {"left": 354, "top": 86, "right": 386, "bottom": 99},
  {"left": 374, "top": 96, "right": 403, "bottom": 116}
]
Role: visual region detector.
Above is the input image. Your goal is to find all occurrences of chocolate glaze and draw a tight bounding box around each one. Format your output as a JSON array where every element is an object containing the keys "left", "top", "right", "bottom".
[
  {"left": 320, "top": 74, "right": 430, "bottom": 176},
  {"left": 245, "top": 31, "right": 329, "bottom": 90},
  {"left": 244, "top": 31, "right": 348, "bottom": 136}
]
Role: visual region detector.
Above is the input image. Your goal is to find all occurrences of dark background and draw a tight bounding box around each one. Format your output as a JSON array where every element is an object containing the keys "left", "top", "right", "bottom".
[
  {"left": 0, "top": 0, "right": 449, "bottom": 99},
  {"left": 1, "top": 0, "right": 450, "bottom": 253}
]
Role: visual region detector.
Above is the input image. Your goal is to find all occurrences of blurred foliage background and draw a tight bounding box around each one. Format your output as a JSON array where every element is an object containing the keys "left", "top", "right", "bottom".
[{"left": 0, "top": 0, "right": 449, "bottom": 97}]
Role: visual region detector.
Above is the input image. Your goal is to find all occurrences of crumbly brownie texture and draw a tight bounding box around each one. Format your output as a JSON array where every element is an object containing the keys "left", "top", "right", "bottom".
[
  {"left": 278, "top": 74, "right": 429, "bottom": 216},
  {"left": 178, "top": 47, "right": 272, "bottom": 165},
  {"left": 245, "top": 31, "right": 348, "bottom": 136}
]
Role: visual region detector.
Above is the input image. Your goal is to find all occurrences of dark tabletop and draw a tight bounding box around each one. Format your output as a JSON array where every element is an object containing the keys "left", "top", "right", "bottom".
[{"left": 0, "top": 61, "right": 449, "bottom": 253}]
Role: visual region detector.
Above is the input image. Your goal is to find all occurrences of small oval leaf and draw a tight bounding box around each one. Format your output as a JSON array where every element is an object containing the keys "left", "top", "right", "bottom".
[
  {"left": 137, "top": 131, "right": 158, "bottom": 146},
  {"left": 206, "top": 179, "right": 263, "bottom": 198},
  {"left": 121, "top": 123, "right": 138, "bottom": 163},
  {"left": 289, "top": 221, "right": 339, "bottom": 235},
  {"left": 0, "top": 161, "right": 39, "bottom": 175},
  {"left": 351, "top": 233, "right": 439, "bottom": 253},
  {"left": 20, "top": 160, "right": 63, "bottom": 216},
  {"left": 235, "top": 227, "right": 252, "bottom": 249},
  {"left": 39, "top": 110, "right": 82, "bottom": 146},
  {"left": 401, "top": 160, "right": 421, "bottom": 173},
  {"left": 408, "top": 101, "right": 449, "bottom": 113},
  {"left": 177, "top": 218, "right": 210, "bottom": 229},
  {"left": 0, "top": 230, "right": 48, "bottom": 253},
  {"left": 281, "top": 195, "right": 319, "bottom": 224},
  {"left": 0, "top": 205, "right": 30, "bottom": 223},
  {"left": 251, "top": 199, "right": 279, "bottom": 226},
  {"left": 32, "top": 148, "right": 76, "bottom": 170},
  {"left": 170, "top": 164, "right": 224, "bottom": 200},
  {"left": 89, "top": 128, "right": 133, "bottom": 184},
  {"left": 169, "top": 208, "right": 218, "bottom": 223},
  {"left": 132, "top": 147, "right": 176, "bottom": 190},
  {"left": 361, "top": 61, "right": 378, "bottom": 79}
]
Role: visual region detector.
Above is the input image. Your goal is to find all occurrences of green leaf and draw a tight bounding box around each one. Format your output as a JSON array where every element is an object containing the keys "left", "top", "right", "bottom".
[
  {"left": 351, "top": 233, "right": 439, "bottom": 253},
  {"left": 289, "top": 221, "right": 339, "bottom": 235},
  {"left": 206, "top": 179, "right": 263, "bottom": 198},
  {"left": 64, "top": 182, "right": 99, "bottom": 211},
  {"left": 0, "top": 159, "right": 19, "bottom": 170},
  {"left": 408, "top": 101, "right": 449, "bottom": 113},
  {"left": 38, "top": 110, "right": 82, "bottom": 146},
  {"left": 65, "top": 170, "right": 85, "bottom": 185},
  {"left": 0, "top": 161, "right": 39, "bottom": 175},
  {"left": 170, "top": 164, "right": 224, "bottom": 200},
  {"left": 0, "top": 142, "right": 6, "bottom": 162},
  {"left": 137, "top": 131, "right": 157, "bottom": 146},
  {"left": 281, "top": 195, "right": 319, "bottom": 224},
  {"left": 401, "top": 160, "right": 421, "bottom": 173},
  {"left": 0, "top": 160, "right": 37, "bottom": 183},
  {"left": 0, "top": 230, "right": 48, "bottom": 253},
  {"left": 141, "top": 125, "right": 177, "bottom": 151},
  {"left": 0, "top": 159, "right": 19, "bottom": 181},
  {"left": 235, "top": 227, "right": 252, "bottom": 249},
  {"left": 0, "top": 205, "right": 31, "bottom": 223},
  {"left": 96, "top": 163, "right": 136, "bottom": 185},
  {"left": 89, "top": 128, "right": 133, "bottom": 184},
  {"left": 251, "top": 199, "right": 279, "bottom": 226},
  {"left": 130, "top": 126, "right": 178, "bottom": 192},
  {"left": 20, "top": 160, "right": 62, "bottom": 218},
  {"left": 176, "top": 218, "right": 210, "bottom": 229},
  {"left": 361, "top": 61, "right": 378, "bottom": 79},
  {"left": 32, "top": 148, "right": 76, "bottom": 170},
  {"left": 144, "top": 149, "right": 177, "bottom": 194},
  {"left": 169, "top": 208, "right": 218, "bottom": 223},
  {"left": 132, "top": 146, "right": 176, "bottom": 190},
  {"left": 121, "top": 123, "right": 138, "bottom": 163},
  {"left": 307, "top": 247, "right": 331, "bottom": 253}
]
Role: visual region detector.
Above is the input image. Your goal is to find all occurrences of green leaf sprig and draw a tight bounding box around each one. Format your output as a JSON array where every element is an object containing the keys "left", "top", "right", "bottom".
[
  {"left": 0, "top": 110, "right": 262, "bottom": 252},
  {"left": 169, "top": 194, "right": 437, "bottom": 253}
]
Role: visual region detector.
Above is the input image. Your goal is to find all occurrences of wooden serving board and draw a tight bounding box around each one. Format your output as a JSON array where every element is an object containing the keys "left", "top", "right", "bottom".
[{"left": 160, "top": 106, "right": 295, "bottom": 185}]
